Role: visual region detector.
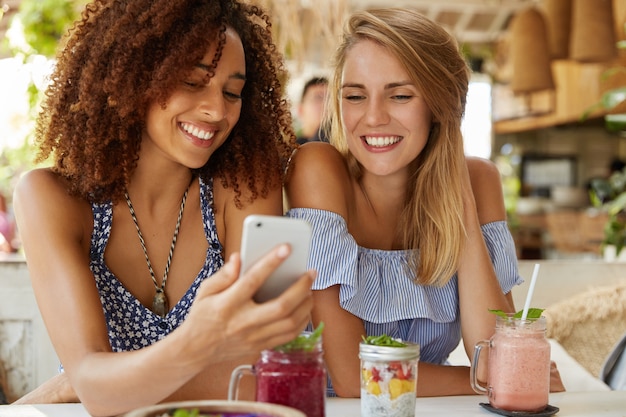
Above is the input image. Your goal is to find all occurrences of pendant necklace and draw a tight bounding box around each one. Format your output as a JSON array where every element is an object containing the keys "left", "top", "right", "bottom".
[{"left": 124, "top": 186, "right": 189, "bottom": 318}]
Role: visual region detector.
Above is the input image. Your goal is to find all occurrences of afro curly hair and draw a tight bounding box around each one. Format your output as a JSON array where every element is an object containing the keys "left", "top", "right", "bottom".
[{"left": 35, "top": 0, "right": 297, "bottom": 205}]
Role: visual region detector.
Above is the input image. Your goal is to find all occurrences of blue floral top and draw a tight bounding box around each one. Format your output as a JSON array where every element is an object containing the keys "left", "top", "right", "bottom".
[{"left": 90, "top": 177, "right": 224, "bottom": 351}]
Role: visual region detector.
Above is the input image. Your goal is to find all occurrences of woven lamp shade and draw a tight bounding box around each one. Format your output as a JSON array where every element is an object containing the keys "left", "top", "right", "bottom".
[
  {"left": 543, "top": 0, "right": 572, "bottom": 59},
  {"left": 510, "top": 7, "right": 555, "bottom": 94},
  {"left": 570, "top": 0, "right": 617, "bottom": 62}
]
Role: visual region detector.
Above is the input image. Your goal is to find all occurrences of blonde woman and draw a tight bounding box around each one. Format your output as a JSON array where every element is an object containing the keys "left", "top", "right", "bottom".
[{"left": 285, "top": 8, "right": 564, "bottom": 397}]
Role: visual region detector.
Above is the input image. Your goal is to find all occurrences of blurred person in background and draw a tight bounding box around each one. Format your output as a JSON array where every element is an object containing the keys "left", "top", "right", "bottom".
[{"left": 296, "top": 76, "right": 329, "bottom": 144}]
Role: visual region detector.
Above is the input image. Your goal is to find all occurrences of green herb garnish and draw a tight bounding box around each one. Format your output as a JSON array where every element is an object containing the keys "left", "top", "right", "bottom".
[
  {"left": 489, "top": 308, "right": 545, "bottom": 319},
  {"left": 171, "top": 409, "right": 229, "bottom": 417},
  {"left": 361, "top": 334, "right": 407, "bottom": 347},
  {"left": 171, "top": 408, "right": 200, "bottom": 417},
  {"left": 274, "top": 322, "right": 324, "bottom": 352}
]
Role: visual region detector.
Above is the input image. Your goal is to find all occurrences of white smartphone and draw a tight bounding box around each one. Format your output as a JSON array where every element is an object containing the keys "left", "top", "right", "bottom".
[{"left": 239, "top": 214, "right": 312, "bottom": 303}]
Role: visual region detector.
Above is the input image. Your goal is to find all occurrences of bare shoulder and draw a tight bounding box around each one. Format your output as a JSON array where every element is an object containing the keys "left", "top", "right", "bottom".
[
  {"left": 467, "top": 156, "right": 501, "bottom": 184},
  {"left": 285, "top": 142, "right": 352, "bottom": 214},
  {"left": 14, "top": 168, "right": 91, "bottom": 239},
  {"left": 288, "top": 142, "right": 348, "bottom": 177},
  {"left": 14, "top": 168, "right": 74, "bottom": 207},
  {"left": 466, "top": 156, "right": 506, "bottom": 223}
]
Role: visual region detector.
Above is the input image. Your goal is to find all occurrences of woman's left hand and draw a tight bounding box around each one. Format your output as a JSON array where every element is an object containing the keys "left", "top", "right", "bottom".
[{"left": 12, "top": 373, "right": 79, "bottom": 404}]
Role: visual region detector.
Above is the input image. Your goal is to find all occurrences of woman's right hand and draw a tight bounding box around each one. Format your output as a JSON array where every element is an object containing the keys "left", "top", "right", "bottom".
[
  {"left": 181, "top": 244, "right": 315, "bottom": 365},
  {"left": 550, "top": 361, "right": 566, "bottom": 392}
]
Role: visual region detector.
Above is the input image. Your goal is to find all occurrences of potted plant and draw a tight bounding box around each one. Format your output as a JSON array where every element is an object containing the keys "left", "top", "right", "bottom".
[
  {"left": 590, "top": 167, "right": 626, "bottom": 260},
  {"left": 583, "top": 25, "right": 626, "bottom": 260}
]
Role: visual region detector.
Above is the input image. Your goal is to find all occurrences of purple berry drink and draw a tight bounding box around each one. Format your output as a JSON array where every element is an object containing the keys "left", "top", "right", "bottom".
[
  {"left": 229, "top": 327, "right": 327, "bottom": 417},
  {"left": 255, "top": 347, "right": 326, "bottom": 417}
]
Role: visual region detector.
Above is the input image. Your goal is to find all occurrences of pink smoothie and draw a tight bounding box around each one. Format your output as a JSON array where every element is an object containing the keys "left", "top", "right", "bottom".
[{"left": 488, "top": 329, "right": 550, "bottom": 412}]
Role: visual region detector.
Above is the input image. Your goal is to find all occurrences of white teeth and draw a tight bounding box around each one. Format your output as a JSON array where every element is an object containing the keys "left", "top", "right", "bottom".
[
  {"left": 181, "top": 123, "right": 215, "bottom": 141},
  {"left": 364, "top": 136, "right": 401, "bottom": 147}
]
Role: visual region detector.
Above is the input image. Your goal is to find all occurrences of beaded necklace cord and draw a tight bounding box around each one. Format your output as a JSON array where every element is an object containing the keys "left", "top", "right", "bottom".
[{"left": 124, "top": 186, "right": 189, "bottom": 317}]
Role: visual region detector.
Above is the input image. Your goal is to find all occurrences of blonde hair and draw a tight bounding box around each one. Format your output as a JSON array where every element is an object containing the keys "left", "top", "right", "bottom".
[{"left": 327, "top": 8, "right": 470, "bottom": 286}]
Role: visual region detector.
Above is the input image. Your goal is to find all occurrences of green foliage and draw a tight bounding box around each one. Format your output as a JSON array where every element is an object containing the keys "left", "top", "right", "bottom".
[
  {"left": 603, "top": 213, "right": 626, "bottom": 253},
  {"left": 0, "top": 139, "right": 41, "bottom": 198},
  {"left": 273, "top": 322, "right": 325, "bottom": 353},
  {"left": 0, "top": 0, "right": 85, "bottom": 203},
  {"left": 16, "top": 0, "right": 79, "bottom": 57},
  {"left": 170, "top": 408, "right": 230, "bottom": 417},
  {"left": 590, "top": 167, "right": 626, "bottom": 254},
  {"left": 171, "top": 409, "right": 201, "bottom": 417},
  {"left": 581, "top": 24, "right": 626, "bottom": 133},
  {"left": 361, "top": 334, "right": 407, "bottom": 347},
  {"left": 590, "top": 168, "right": 626, "bottom": 204},
  {"left": 0, "top": 71, "right": 49, "bottom": 199},
  {"left": 489, "top": 308, "right": 545, "bottom": 319}
]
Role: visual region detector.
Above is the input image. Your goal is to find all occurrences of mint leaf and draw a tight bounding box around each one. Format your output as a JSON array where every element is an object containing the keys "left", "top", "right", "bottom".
[
  {"left": 362, "top": 334, "right": 407, "bottom": 347},
  {"left": 274, "top": 322, "right": 324, "bottom": 352},
  {"left": 489, "top": 308, "right": 545, "bottom": 319},
  {"left": 172, "top": 409, "right": 199, "bottom": 417},
  {"left": 488, "top": 309, "right": 509, "bottom": 318},
  {"left": 514, "top": 308, "right": 545, "bottom": 319}
]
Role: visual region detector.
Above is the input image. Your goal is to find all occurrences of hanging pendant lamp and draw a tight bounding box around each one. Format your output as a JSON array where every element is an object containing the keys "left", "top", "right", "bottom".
[
  {"left": 510, "top": 7, "right": 555, "bottom": 95},
  {"left": 570, "top": 0, "right": 617, "bottom": 62},
  {"left": 543, "top": 0, "right": 572, "bottom": 59}
]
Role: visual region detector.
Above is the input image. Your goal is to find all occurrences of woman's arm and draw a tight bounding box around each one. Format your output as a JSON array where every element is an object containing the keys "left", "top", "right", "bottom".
[
  {"left": 286, "top": 143, "right": 364, "bottom": 397},
  {"left": 310, "top": 286, "right": 363, "bottom": 397},
  {"left": 14, "top": 170, "right": 314, "bottom": 416},
  {"left": 458, "top": 157, "right": 514, "bottom": 356},
  {"left": 467, "top": 158, "right": 565, "bottom": 392},
  {"left": 468, "top": 157, "right": 517, "bottom": 309}
]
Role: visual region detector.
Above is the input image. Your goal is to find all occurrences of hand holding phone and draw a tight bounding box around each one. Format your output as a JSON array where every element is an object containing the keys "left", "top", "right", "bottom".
[{"left": 239, "top": 215, "right": 312, "bottom": 303}]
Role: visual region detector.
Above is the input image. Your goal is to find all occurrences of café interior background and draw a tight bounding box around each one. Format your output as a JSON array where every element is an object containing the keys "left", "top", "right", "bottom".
[{"left": 1, "top": 0, "right": 626, "bottom": 260}]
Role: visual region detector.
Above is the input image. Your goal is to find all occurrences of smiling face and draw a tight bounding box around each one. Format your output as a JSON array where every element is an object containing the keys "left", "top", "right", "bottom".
[
  {"left": 340, "top": 39, "right": 433, "bottom": 178},
  {"left": 143, "top": 26, "right": 246, "bottom": 169}
]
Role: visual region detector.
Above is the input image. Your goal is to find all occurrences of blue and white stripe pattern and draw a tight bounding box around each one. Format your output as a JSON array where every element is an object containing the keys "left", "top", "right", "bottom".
[{"left": 286, "top": 207, "right": 523, "bottom": 366}]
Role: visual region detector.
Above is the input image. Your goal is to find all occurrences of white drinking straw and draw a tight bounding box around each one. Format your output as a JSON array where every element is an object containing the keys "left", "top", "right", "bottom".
[{"left": 521, "top": 263, "right": 540, "bottom": 320}]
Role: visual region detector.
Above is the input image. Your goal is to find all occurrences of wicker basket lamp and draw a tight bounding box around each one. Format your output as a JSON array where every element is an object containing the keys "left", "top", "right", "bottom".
[
  {"left": 509, "top": 7, "right": 555, "bottom": 95},
  {"left": 542, "top": 0, "right": 572, "bottom": 59},
  {"left": 570, "top": 0, "right": 617, "bottom": 62}
]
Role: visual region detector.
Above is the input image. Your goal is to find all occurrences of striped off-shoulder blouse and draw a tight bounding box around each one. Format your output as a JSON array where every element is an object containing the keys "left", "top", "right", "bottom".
[{"left": 286, "top": 208, "right": 523, "bottom": 367}]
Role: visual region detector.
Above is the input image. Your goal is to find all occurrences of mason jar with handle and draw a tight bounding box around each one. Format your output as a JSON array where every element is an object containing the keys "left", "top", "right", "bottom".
[
  {"left": 470, "top": 314, "right": 550, "bottom": 412},
  {"left": 228, "top": 332, "right": 326, "bottom": 417}
]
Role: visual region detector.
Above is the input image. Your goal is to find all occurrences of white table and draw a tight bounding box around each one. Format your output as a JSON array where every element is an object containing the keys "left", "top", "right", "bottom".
[
  {"left": 1, "top": 392, "right": 624, "bottom": 417},
  {"left": 329, "top": 392, "right": 626, "bottom": 416}
]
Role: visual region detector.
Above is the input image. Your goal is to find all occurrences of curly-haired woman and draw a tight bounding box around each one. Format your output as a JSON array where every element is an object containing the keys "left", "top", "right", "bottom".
[{"left": 12, "top": 1, "right": 314, "bottom": 415}]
